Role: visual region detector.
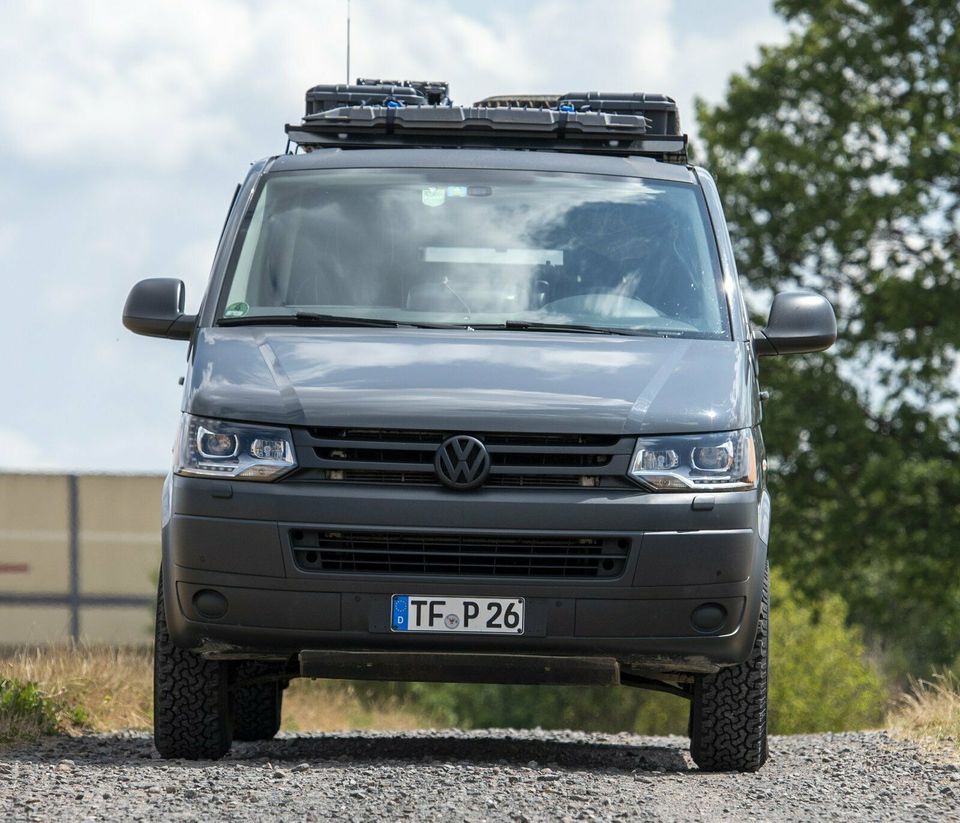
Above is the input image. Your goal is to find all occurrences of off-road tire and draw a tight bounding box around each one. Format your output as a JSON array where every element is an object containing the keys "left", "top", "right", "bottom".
[
  {"left": 153, "top": 576, "right": 233, "bottom": 759},
  {"left": 689, "top": 563, "right": 769, "bottom": 772},
  {"left": 233, "top": 662, "right": 284, "bottom": 741}
]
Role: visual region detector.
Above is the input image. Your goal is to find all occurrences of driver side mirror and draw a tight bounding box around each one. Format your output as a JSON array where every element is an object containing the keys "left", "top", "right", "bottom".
[
  {"left": 754, "top": 291, "right": 837, "bottom": 357},
  {"left": 122, "top": 278, "right": 196, "bottom": 340}
]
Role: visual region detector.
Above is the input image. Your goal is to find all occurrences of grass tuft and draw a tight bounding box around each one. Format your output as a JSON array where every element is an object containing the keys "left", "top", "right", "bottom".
[
  {"left": 2, "top": 645, "right": 153, "bottom": 737},
  {"left": 889, "top": 672, "right": 960, "bottom": 753},
  {"left": 0, "top": 678, "right": 63, "bottom": 743}
]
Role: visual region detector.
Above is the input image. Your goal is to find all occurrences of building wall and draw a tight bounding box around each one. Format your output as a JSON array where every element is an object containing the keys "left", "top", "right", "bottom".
[{"left": 0, "top": 473, "right": 163, "bottom": 645}]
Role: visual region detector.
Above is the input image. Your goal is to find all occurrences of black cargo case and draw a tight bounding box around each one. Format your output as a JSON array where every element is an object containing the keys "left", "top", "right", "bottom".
[
  {"left": 558, "top": 92, "right": 681, "bottom": 135},
  {"left": 306, "top": 80, "right": 450, "bottom": 114}
]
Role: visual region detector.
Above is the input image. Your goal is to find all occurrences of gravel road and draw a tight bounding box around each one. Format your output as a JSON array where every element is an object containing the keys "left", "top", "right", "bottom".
[{"left": 0, "top": 729, "right": 956, "bottom": 822}]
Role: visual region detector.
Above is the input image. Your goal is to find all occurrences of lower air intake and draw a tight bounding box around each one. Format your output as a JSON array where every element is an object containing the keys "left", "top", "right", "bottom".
[{"left": 290, "top": 530, "right": 630, "bottom": 579}]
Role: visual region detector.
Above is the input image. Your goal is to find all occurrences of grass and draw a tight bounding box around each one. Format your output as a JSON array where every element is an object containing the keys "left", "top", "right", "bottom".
[
  {"left": 1, "top": 646, "right": 153, "bottom": 743},
  {"left": 0, "top": 678, "right": 64, "bottom": 743},
  {"left": 889, "top": 672, "right": 960, "bottom": 754},
  {"left": 281, "top": 679, "right": 426, "bottom": 732},
  {"left": 0, "top": 645, "right": 428, "bottom": 746}
]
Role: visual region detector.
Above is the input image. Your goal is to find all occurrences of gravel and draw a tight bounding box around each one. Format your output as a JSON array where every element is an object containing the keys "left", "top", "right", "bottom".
[{"left": 0, "top": 729, "right": 957, "bottom": 822}]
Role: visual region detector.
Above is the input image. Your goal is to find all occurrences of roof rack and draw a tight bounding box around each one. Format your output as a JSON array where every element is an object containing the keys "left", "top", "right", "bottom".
[{"left": 286, "top": 81, "right": 687, "bottom": 164}]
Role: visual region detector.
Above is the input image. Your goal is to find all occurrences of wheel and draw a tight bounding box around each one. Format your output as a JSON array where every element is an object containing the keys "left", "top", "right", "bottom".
[
  {"left": 233, "top": 662, "right": 284, "bottom": 741},
  {"left": 689, "top": 563, "right": 769, "bottom": 772},
  {"left": 153, "top": 576, "right": 233, "bottom": 759}
]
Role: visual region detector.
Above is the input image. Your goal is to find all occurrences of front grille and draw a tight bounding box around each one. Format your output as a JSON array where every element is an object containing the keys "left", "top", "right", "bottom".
[
  {"left": 291, "top": 427, "right": 636, "bottom": 489},
  {"left": 290, "top": 529, "right": 631, "bottom": 578}
]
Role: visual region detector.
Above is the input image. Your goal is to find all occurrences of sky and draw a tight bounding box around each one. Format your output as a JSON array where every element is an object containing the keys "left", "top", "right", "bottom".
[{"left": 0, "top": 0, "right": 786, "bottom": 473}]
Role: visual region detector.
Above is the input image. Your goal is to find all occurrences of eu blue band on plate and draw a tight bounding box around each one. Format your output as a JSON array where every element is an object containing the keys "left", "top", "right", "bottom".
[{"left": 392, "top": 595, "right": 409, "bottom": 631}]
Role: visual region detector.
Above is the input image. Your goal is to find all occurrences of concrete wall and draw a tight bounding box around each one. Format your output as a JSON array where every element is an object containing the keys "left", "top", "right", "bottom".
[{"left": 0, "top": 473, "right": 163, "bottom": 645}]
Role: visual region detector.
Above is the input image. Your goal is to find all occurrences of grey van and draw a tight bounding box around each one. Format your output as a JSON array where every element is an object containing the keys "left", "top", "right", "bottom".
[{"left": 123, "top": 83, "right": 836, "bottom": 771}]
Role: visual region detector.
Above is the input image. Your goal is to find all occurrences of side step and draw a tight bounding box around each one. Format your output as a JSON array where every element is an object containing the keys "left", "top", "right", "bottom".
[{"left": 299, "top": 650, "right": 620, "bottom": 686}]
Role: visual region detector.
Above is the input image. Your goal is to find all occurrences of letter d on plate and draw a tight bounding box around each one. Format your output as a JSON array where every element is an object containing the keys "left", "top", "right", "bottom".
[{"left": 392, "top": 595, "right": 409, "bottom": 631}]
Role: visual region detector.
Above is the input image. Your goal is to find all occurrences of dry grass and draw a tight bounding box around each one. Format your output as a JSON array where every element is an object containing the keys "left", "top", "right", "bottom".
[
  {"left": 888, "top": 672, "right": 960, "bottom": 755},
  {"left": 0, "top": 645, "right": 426, "bottom": 745},
  {"left": 282, "top": 679, "right": 426, "bottom": 732},
  {"left": 2, "top": 645, "right": 153, "bottom": 737}
]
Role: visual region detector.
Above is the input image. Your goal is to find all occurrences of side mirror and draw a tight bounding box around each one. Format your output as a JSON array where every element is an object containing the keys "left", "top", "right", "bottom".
[
  {"left": 754, "top": 291, "right": 837, "bottom": 357},
  {"left": 122, "top": 278, "right": 196, "bottom": 340}
]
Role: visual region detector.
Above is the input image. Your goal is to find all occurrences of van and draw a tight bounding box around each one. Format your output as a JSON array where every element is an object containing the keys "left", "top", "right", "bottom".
[{"left": 124, "top": 81, "right": 836, "bottom": 770}]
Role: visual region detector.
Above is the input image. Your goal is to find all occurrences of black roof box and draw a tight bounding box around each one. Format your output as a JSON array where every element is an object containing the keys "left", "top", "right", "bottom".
[
  {"left": 357, "top": 79, "right": 450, "bottom": 106},
  {"left": 558, "top": 92, "right": 681, "bottom": 135},
  {"left": 305, "top": 80, "right": 450, "bottom": 115}
]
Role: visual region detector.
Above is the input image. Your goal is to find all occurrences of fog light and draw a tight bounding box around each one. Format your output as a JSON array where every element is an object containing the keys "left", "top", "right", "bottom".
[
  {"left": 193, "top": 589, "right": 228, "bottom": 619},
  {"left": 690, "top": 602, "right": 727, "bottom": 633}
]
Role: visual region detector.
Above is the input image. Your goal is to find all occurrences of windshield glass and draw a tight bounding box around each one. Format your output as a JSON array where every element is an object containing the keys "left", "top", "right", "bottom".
[{"left": 220, "top": 168, "right": 730, "bottom": 338}]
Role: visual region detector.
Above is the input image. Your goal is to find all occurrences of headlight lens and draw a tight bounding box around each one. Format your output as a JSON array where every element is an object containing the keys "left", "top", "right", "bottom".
[
  {"left": 629, "top": 429, "right": 757, "bottom": 491},
  {"left": 175, "top": 415, "right": 297, "bottom": 481}
]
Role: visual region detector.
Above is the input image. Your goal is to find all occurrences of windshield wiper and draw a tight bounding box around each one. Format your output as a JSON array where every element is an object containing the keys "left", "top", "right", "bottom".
[
  {"left": 220, "top": 312, "right": 401, "bottom": 328},
  {"left": 474, "top": 320, "right": 669, "bottom": 336}
]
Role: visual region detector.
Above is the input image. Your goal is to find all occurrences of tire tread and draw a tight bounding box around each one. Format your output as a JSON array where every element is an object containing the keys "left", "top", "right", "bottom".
[{"left": 233, "top": 662, "right": 283, "bottom": 742}]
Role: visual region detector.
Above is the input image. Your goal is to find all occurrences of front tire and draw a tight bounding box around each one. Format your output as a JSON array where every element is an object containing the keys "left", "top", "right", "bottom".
[
  {"left": 233, "top": 662, "right": 284, "bottom": 741},
  {"left": 689, "top": 563, "right": 769, "bottom": 772},
  {"left": 153, "top": 576, "right": 233, "bottom": 759}
]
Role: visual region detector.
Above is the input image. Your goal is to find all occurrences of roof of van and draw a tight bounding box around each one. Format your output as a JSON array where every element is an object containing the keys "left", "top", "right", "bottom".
[{"left": 264, "top": 148, "right": 697, "bottom": 184}]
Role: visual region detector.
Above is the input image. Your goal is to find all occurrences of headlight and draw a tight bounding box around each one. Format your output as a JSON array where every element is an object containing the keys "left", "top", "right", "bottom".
[
  {"left": 629, "top": 428, "right": 758, "bottom": 491},
  {"left": 175, "top": 415, "right": 297, "bottom": 481}
]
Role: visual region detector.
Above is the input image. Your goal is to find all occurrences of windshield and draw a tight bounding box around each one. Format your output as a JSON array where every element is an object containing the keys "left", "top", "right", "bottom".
[{"left": 220, "top": 168, "right": 730, "bottom": 338}]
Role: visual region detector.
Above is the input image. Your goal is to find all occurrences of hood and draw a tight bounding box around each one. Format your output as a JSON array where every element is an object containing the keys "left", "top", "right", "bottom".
[{"left": 185, "top": 327, "right": 755, "bottom": 435}]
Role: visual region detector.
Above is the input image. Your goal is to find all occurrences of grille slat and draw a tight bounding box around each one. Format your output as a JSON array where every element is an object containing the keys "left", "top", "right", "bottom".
[
  {"left": 291, "top": 530, "right": 630, "bottom": 578},
  {"left": 308, "top": 438, "right": 437, "bottom": 452},
  {"left": 313, "top": 458, "right": 436, "bottom": 472},
  {"left": 292, "top": 427, "right": 637, "bottom": 489}
]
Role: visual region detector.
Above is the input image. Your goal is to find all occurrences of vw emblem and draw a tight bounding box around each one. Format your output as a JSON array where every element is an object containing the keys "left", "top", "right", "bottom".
[{"left": 434, "top": 435, "right": 491, "bottom": 490}]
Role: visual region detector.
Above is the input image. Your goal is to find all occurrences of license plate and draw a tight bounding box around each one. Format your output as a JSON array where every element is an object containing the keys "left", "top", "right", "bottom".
[{"left": 391, "top": 595, "right": 524, "bottom": 634}]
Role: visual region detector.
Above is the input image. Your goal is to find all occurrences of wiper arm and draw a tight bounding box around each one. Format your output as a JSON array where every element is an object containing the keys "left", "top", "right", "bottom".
[
  {"left": 470, "top": 320, "right": 619, "bottom": 335},
  {"left": 219, "top": 312, "right": 400, "bottom": 328},
  {"left": 295, "top": 312, "right": 401, "bottom": 327},
  {"left": 475, "top": 320, "right": 682, "bottom": 337},
  {"left": 507, "top": 320, "right": 615, "bottom": 334}
]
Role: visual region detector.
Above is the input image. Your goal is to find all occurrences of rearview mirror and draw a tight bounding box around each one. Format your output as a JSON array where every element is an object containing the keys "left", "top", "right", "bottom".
[
  {"left": 754, "top": 291, "right": 837, "bottom": 356},
  {"left": 122, "top": 278, "right": 196, "bottom": 340}
]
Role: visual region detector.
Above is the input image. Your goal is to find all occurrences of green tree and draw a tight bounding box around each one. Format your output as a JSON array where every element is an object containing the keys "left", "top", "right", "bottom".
[{"left": 696, "top": 0, "right": 960, "bottom": 672}]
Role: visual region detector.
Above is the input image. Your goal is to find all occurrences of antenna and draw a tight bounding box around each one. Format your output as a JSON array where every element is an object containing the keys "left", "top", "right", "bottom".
[{"left": 346, "top": 0, "right": 351, "bottom": 84}]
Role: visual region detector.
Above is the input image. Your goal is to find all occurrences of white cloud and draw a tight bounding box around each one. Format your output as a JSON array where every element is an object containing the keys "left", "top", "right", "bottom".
[
  {"left": 0, "top": 1, "right": 252, "bottom": 168},
  {"left": 0, "top": 222, "right": 18, "bottom": 255}
]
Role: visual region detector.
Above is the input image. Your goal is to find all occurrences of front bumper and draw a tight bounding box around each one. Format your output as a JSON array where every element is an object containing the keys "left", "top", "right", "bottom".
[{"left": 162, "top": 475, "right": 768, "bottom": 676}]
